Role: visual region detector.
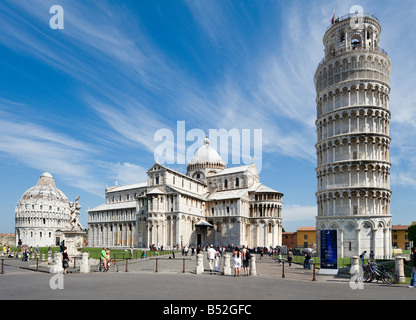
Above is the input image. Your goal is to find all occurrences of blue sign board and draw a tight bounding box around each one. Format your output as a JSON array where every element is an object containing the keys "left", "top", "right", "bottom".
[{"left": 320, "top": 230, "right": 338, "bottom": 269}]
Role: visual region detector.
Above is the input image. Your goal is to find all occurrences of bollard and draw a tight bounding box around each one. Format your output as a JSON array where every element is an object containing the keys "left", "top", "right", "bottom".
[
  {"left": 36, "top": 258, "right": 39, "bottom": 272},
  {"left": 155, "top": 258, "right": 158, "bottom": 273},
  {"left": 183, "top": 258, "right": 185, "bottom": 273},
  {"left": 312, "top": 263, "right": 316, "bottom": 281},
  {"left": 282, "top": 261, "right": 285, "bottom": 278},
  {"left": 395, "top": 257, "right": 406, "bottom": 283},
  {"left": 125, "top": 258, "right": 129, "bottom": 272},
  {"left": 1, "top": 259, "right": 4, "bottom": 274}
]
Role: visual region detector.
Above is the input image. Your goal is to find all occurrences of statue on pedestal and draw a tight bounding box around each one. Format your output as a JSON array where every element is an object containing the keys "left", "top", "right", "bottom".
[
  {"left": 68, "top": 196, "right": 83, "bottom": 231},
  {"left": 63, "top": 196, "right": 86, "bottom": 257}
]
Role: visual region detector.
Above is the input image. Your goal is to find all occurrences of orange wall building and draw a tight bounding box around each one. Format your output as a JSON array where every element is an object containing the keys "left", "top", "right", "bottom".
[
  {"left": 296, "top": 227, "right": 317, "bottom": 249},
  {"left": 392, "top": 225, "right": 409, "bottom": 250}
]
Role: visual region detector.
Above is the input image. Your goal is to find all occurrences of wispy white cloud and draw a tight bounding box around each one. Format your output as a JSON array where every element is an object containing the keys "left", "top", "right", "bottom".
[{"left": 283, "top": 204, "right": 317, "bottom": 222}]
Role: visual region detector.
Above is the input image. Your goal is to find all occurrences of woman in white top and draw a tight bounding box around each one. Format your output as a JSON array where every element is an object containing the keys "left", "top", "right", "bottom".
[{"left": 233, "top": 247, "right": 242, "bottom": 277}]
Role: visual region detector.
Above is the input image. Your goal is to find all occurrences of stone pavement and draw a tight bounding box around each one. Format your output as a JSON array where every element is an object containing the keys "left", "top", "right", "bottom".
[
  {"left": 0, "top": 252, "right": 340, "bottom": 282},
  {"left": 0, "top": 253, "right": 413, "bottom": 301}
]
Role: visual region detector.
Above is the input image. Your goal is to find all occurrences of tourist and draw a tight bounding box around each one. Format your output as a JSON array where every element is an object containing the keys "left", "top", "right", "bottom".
[
  {"left": 233, "top": 246, "right": 242, "bottom": 277},
  {"left": 360, "top": 251, "right": 367, "bottom": 266},
  {"left": 214, "top": 249, "right": 220, "bottom": 272},
  {"left": 369, "top": 250, "right": 375, "bottom": 262},
  {"left": 408, "top": 247, "right": 416, "bottom": 288},
  {"left": 207, "top": 245, "right": 216, "bottom": 274},
  {"left": 304, "top": 250, "right": 311, "bottom": 269},
  {"left": 288, "top": 249, "right": 293, "bottom": 267},
  {"left": 100, "top": 247, "right": 108, "bottom": 271},
  {"left": 62, "top": 246, "right": 70, "bottom": 275},
  {"left": 242, "top": 245, "right": 250, "bottom": 276},
  {"left": 130, "top": 246, "right": 133, "bottom": 259}
]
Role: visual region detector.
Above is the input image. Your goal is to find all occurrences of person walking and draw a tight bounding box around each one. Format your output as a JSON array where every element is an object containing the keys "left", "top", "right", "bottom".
[
  {"left": 287, "top": 249, "right": 293, "bottom": 267},
  {"left": 62, "top": 246, "right": 70, "bottom": 275},
  {"left": 409, "top": 247, "right": 416, "bottom": 288},
  {"left": 207, "top": 245, "right": 216, "bottom": 274}
]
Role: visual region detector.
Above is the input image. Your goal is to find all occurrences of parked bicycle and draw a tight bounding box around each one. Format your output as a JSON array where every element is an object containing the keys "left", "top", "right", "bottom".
[
  {"left": 362, "top": 262, "right": 398, "bottom": 284},
  {"left": 96, "top": 259, "right": 119, "bottom": 272}
]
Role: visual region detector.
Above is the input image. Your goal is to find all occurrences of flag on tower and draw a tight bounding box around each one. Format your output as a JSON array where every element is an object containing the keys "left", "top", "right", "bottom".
[{"left": 331, "top": 10, "right": 335, "bottom": 25}]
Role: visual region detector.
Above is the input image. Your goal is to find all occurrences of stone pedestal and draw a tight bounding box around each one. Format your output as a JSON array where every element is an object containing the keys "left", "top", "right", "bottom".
[
  {"left": 195, "top": 253, "right": 204, "bottom": 274},
  {"left": 62, "top": 229, "right": 86, "bottom": 258},
  {"left": 50, "top": 252, "right": 63, "bottom": 274},
  {"left": 79, "top": 252, "right": 90, "bottom": 273},
  {"left": 350, "top": 256, "right": 360, "bottom": 275},
  {"left": 223, "top": 254, "right": 232, "bottom": 276},
  {"left": 250, "top": 255, "right": 257, "bottom": 276},
  {"left": 395, "top": 257, "right": 406, "bottom": 283}
]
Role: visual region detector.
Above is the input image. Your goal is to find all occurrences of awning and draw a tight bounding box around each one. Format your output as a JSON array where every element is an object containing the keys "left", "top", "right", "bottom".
[{"left": 195, "top": 220, "right": 213, "bottom": 227}]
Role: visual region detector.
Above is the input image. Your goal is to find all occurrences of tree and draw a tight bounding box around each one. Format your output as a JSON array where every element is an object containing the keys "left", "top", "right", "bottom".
[{"left": 408, "top": 223, "right": 416, "bottom": 246}]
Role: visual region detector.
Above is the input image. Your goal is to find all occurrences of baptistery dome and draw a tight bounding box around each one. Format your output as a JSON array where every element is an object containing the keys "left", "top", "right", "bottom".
[
  {"left": 186, "top": 137, "right": 226, "bottom": 182},
  {"left": 15, "top": 171, "right": 71, "bottom": 247}
]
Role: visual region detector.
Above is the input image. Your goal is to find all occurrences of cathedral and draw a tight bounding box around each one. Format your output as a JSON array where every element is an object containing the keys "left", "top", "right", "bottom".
[{"left": 88, "top": 137, "right": 283, "bottom": 249}]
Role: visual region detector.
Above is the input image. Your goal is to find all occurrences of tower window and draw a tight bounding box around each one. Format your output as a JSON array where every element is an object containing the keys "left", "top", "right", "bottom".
[
  {"left": 236, "top": 177, "right": 239, "bottom": 187},
  {"left": 224, "top": 179, "right": 228, "bottom": 188},
  {"left": 351, "top": 37, "right": 361, "bottom": 50}
]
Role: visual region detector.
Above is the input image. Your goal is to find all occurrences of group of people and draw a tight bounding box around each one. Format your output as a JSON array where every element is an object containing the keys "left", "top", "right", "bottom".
[
  {"left": 207, "top": 245, "right": 252, "bottom": 277},
  {"left": 1, "top": 245, "right": 13, "bottom": 258}
]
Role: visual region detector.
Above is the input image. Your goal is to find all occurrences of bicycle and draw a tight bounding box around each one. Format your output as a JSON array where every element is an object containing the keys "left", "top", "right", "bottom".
[
  {"left": 363, "top": 262, "right": 398, "bottom": 284},
  {"left": 96, "top": 259, "right": 119, "bottom": 272}
]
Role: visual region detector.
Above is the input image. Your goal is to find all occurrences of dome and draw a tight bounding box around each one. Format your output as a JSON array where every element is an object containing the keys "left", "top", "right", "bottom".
[
  {"left": 19, "top": 171, "right": 68, "bottom": 204},
  {"left": 188, "top": 137, "right": 226, "bottom": 166}
]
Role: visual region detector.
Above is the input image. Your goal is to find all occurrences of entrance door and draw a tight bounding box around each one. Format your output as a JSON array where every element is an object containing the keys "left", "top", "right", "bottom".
[{"left": 197, "top": 234, "right": 202, "bottom": 246}]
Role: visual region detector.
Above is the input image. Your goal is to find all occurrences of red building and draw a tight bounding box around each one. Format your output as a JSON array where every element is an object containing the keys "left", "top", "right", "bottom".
[{"left": 282, "top": 232, "right": 297, "bottom": 248}]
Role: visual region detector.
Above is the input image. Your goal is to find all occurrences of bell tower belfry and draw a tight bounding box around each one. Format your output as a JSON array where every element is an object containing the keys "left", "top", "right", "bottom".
[{"left": 314, "top": 12, "right": 393, "bottom": 259}]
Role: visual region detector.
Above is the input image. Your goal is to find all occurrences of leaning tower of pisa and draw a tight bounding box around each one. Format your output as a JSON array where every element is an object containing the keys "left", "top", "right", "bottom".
[{"left": 314, "top": 12, "right": 392, "bottom": 259}]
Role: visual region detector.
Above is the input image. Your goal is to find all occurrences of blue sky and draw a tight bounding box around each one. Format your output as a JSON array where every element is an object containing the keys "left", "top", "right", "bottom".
[{"left": 1, "top": 0, "right": 416, "bottom": 233}]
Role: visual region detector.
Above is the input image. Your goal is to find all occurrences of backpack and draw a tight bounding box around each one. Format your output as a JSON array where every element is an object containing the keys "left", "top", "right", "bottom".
[{"left": 246, "top": 251, "right": 251, "bottom": 260}]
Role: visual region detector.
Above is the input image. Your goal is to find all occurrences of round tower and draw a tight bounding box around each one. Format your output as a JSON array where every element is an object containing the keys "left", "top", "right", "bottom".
[
  {"left": 314, "top": 12, "right": 392, "bottom": 259},
  {"left": 15, "top": 171, "right": 71, "bottom": 247}
]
